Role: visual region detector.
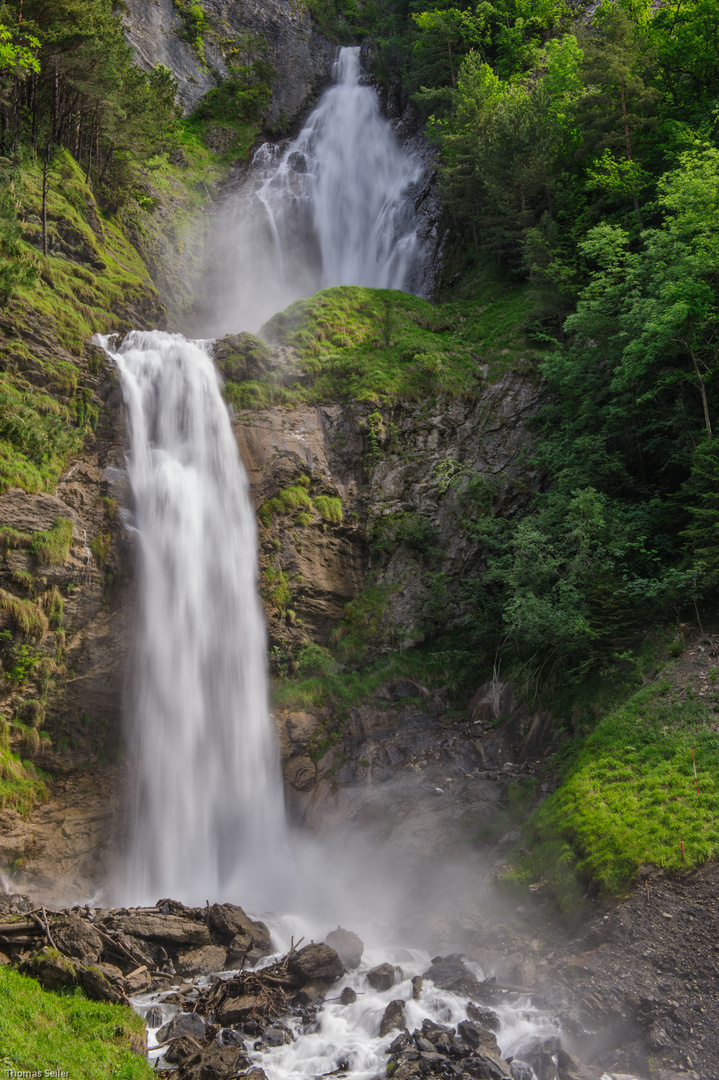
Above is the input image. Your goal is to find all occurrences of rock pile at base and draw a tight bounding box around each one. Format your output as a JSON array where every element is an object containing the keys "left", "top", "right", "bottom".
[
  {"left": 150, "top": 939, "right": 348, "bottom": 1079},
  {"left": 0, "top": 896, "right": 272, "bottom": 1005},
  {"left": 387, "top": 1018, "right": 512, "bottom": 1080}
]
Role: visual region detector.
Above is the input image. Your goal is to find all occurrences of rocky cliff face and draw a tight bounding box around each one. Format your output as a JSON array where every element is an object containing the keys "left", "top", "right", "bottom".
[
  {"left": 0, "top": 4, "right": 534, "bottom": 906},
  {"left": 234, "top": 366, "right": 541, "bottom": 657},
  {"left": 122, "top": 0, "right": 336, "bottom": 120},
  {"left": 0, "top": 347, "right": 134, "bottom": 902}
]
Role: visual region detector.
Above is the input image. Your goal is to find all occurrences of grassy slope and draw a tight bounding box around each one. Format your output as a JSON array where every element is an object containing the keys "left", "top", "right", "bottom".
[
  {"left": 0, "top": 129, "right": 233, "bottom": 495},
  {"left": 0, "top": 966, "right": 153, "bottom": 1080},
  {"left": 224, "top": 273, "right": 538, "bottom": 410},
  {"left": 505, "top": 647, "right": 719, "bottom": 913}
]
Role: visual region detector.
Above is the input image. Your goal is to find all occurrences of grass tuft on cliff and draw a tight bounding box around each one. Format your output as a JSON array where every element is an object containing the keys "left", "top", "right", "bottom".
[
  {"left": 0, "top": 744, "right": 47, "bottom": 814},
  {"left": 505, "top": 674, "right": 719, "bottom": 914},
  {"left": 0, "top": 965, "right": 153, "bottom": 1079}
]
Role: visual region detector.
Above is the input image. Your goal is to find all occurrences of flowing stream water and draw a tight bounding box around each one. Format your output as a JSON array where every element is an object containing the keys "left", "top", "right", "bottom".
[{"left": 209, "top": 45, "right": 429, "bottom": 336}]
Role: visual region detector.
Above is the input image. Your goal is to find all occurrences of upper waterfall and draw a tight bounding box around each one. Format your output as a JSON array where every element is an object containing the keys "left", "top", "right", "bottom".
[
  {"left": 104, "top": 330, "right": 290, "bottom": 907},
  {"left": 207, "top": 46, "right": 429, "bottom": 336}
]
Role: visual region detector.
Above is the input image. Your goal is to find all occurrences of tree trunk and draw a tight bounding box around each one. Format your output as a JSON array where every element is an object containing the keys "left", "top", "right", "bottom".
[
  {"left": 42, "top": 143, "right": 50, "bottom": 258},
  {"left": 688, "top": 344, "right": 713, "bottom": 442},
  {"left": 618, "top": 75, "right": 643, "bottom": 227}
]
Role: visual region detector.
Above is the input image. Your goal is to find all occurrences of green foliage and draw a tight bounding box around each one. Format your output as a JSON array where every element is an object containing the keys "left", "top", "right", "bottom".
[
  {"left": 372, "top": 511, "right": 441, "bottom": 564},
  {"left": 296, "top": 643, "right": 340, "bottom": 677},
  {"left": 174, "top": 1, "right": 207, "bottom": 61},
  {"left": 0, "top": 20, "right": 40, "bottom": 73},
  {"left": 0, "top": 964, "right": 153, "bottom": 1078},
  {"left": 395, "top": 513, "right": 440, "bottom": 561},
  {"left": 0, "top": 518, "right": 73, "bottom": 564},
  {"left": 0, "top": 591, "right": 49, "bottom": 639},
  {"left": 0, "top": 174, "right": 38, "bottom": 305},
  {"left": 0, "top": 744, "right": 46, "bottom": 812},
  {"left": 31, "top": 518, "right": 73, "bottom": 565},
  {"left": 0, "top": 376, "right": 82, "bottom": 493},
  {"left": 0, "top": 1, "right": 181, "bottom": 203},
  {"left": 41, "top": 586, "right": 64, "bottom": 630},
  {"left": 20, "top": 699, "right": 46, "bottom": 729},
  {"left": 506, "top": 679, "right": 719, "bottom": 908},
  {"left": 313, "top": 495, "right": 343, "bottom": 524},
  {"left": 90, "top": 533, "right": 111, "bottom": 566},
  {"left": 258, "top": 482, "right": 343, "bottom": 527},
  {"left": 193, "top": 39, "right": 274, "bottom": 124},
  {"left": 683, "top": 441, "right": 719, "bottom": 586},
  {"left": 263, "top": 564, "right": 292, "bottom": 613},
  {"left": 0, "top": 630, "right": 38, "bottom": 685},
  {"left": 261, "top": 285, "right": 519, "bottom": 406},
  {"left": 259, "top": 485, "right": 313, "bottom": 526},
  {"left": 330, "top": 585, "right": 398, "bottom": 665}
]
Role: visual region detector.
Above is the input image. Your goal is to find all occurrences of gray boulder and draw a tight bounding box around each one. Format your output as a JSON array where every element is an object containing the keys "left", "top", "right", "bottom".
[
  {"left": 380, "top": 999, "right": 406, "bottom": 1037},
  {"left": 325, "top": 927, "right": 364, "bottom": 969},
  {"left": 367, "top": 962, "right": 402, "bottom": 992},
  {"left": 287, "top": 942, "right": 345, "bottom": 984}
]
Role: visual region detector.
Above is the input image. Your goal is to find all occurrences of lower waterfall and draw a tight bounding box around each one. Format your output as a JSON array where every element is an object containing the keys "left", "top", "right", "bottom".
[{"left": 105, "top": 330, "right": 289, "bottom": 907}]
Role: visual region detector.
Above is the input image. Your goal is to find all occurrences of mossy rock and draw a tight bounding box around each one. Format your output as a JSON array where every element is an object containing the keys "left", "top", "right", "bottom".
[{"left": 213, "top": 332, "right": 273, "bottom": 383}]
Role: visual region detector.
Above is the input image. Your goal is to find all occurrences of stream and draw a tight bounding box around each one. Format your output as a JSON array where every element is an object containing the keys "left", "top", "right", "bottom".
[{"left": 134, "top": 921, "right": 560, "bottom": 1079}]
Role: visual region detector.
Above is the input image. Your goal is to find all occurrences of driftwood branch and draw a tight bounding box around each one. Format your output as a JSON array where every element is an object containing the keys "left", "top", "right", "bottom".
[{"left": 41, "top": 906, "right": 58, "bottom": 951}]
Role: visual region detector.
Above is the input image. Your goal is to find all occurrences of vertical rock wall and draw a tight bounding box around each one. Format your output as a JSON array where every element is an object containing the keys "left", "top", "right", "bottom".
[{"left": 121, "top": 0, "right": 336, "bottom": 120}]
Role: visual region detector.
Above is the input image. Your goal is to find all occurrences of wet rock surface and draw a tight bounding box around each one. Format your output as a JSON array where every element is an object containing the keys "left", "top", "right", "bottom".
[
  {"left": 8, "top": 886, "right": 717, "bottom": 1080},
  {"left": 388, "top": 1016, "right": 512, "bottom": 1080},
  {"left": 324, "top": 926, "right": 364, "bottom": 969}
]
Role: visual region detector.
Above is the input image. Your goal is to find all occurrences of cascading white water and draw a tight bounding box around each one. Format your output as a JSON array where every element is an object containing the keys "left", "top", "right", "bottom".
[
  {"left": 209, "top": 46, "right": 428, "bottom": 336},
  {"left": 104, "top": 330, "right": 289, "bottom": 907}
]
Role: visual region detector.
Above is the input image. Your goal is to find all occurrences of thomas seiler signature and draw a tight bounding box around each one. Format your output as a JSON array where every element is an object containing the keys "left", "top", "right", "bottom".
[{"left": 3, "top": 1071, "right": 70, "bottom": 1078}]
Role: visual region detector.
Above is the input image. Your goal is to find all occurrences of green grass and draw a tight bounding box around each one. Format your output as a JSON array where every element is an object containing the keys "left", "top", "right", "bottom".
[
  {"left": 0, "top": 379, "right": 83, "bottom": 494},
  {"left": 263, "top": 564, "right": 293, "bottom": 613},
  {"left": 0, "top": 150, "right": 163, "bottom": 494},
  {"left": 1, "top": 132, "right": 236, "bottom": 493},
  {"left": 0, "top": 744, "right": 47, "bottom": 813},
  {"left": 0, "top": 518, "right": 73, "bottom": 565},
  {"left": 258, "top": 480, "right": 344, "bottom": 528},
  {"left": 31, "top": 519, "right": 74, "bottom": 565},
  {"left": 0, "top": 590, "right": 50, "bottom": 639},
  {"left": 259, "top": 484, "right": 314, "bottom": 526},
  {"left": 15, "top": 152, "right": 160, "bottom": 350},
  {"left": 313, "top": 495, "right": 343, "bottom": 523},
  {"left": 506, "top": 677, "right": 719, "bottom": 913},
  {"left": 437, "top": 262, "right": 541, "bottom": 378},
  {"left": 0, "top": 966, "right": 153, "bottom": 1079},
  {"left": 261, "top": 286, "right": 482, "bottom": 406}
]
